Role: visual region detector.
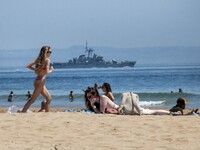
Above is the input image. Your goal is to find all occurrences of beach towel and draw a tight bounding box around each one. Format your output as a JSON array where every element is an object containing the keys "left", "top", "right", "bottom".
[
  {"left": 119, "top": 92, "right": 141, "bottom": 115},
  {"left": 62, "top": 109, "right": 95, "bottom": 114}
]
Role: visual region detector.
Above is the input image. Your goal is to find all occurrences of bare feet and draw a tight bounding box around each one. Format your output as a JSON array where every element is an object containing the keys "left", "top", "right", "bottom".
[{"left": 38, "top": 109, "right": 46, "bottom": 112}]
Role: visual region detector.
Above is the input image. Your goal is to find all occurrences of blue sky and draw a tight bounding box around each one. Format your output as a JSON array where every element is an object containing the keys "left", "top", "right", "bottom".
[{"left": 0, "top": 0, "right": 200, "bottom": 49}]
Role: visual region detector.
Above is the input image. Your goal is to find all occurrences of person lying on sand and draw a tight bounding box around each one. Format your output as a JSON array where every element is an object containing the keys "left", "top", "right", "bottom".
[{"left": 169, "top": 98, "right": 189, "bottom": 115}]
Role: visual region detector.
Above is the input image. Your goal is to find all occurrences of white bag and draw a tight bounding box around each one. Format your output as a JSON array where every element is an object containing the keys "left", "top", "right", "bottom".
[
  {"left": 7, "top": 105, "right": 32, "bottom": 114},
  {"left": 120, "top": 92, "right": 141, "bottom": 115},
  {"left": 7, "top": 105, "right": 20, "bottom": 114}
]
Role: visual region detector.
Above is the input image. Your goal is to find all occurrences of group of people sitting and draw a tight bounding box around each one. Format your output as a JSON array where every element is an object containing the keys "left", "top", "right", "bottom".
[
  {"left": 84, "top": 82, "right": 189, "bottom": 115},
  {"left": 85, "top": 83, "right": 120, "bottom": 114}
]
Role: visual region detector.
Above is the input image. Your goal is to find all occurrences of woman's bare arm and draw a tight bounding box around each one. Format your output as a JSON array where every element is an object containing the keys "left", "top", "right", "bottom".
[
  {"left": 107, "top": 92, "right": 115, "bottom": 101},
  {"left": 90, "top": 101, "right": 100, "bottom": 113},
  {"left": 45, "top": 58, "right": 54, "bottom": 74},
  {"left": 26, "top": 61, "right": 36, "bottom": 71}
]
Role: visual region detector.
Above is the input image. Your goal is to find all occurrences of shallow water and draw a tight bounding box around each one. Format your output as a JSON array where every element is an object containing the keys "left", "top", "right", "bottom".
[{"left": 0, "top": 65, "right": 200, "bottom": 109}]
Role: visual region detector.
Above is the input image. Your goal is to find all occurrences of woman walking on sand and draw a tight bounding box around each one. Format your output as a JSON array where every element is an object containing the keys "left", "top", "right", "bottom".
[{"left": 21, "top": 46, "right": 54, "bottom": 112}]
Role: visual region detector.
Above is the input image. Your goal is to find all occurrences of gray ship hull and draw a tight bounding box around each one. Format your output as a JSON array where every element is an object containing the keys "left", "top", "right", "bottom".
[{"left": 52, "top": 61, "right": 136, "bottom": 69}]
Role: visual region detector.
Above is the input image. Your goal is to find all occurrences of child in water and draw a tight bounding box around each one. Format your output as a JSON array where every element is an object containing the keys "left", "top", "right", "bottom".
[{"left": 69, "top": 91, "right": 74, "bottom": 102}]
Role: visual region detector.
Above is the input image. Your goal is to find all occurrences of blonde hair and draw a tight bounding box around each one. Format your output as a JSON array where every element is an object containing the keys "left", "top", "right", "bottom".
[{"left": 35, "top": 46, "right": 50, "bottom": 73}]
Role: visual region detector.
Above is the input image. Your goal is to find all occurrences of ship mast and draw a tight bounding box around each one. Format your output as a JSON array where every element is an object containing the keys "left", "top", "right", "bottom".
[{"left": 85, "top": 41, "right": 94, "bottom": 58}]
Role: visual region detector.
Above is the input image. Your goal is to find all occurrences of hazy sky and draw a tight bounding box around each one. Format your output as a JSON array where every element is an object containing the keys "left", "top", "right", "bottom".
[{"left": 0, "top": 0, "right": 200, "bottom": 49}]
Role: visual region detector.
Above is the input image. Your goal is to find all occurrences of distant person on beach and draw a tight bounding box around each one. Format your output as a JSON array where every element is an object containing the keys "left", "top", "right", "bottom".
[
  {"left": 20, "top": 46, "right": 54, "bottom": 112},
  {"left": 7, "top": 91, "right": 14, "bottom": 102},
  {"left": 178, "top": 88, "right": 183, "bottom": 93},
  {"left": 69, "top": 91, "right": 74, "bottom": 102},
  {"left": 94, "top": 83, "right": 99, "bottom": 91},
  {"left": 101, "top": 82, "right": 115, "bottom": 101},
  {"left": 169, "top": 98, "right": 188, "bottom": 115},
  {"left": 25, "top": 91, "right": 32, "bottom": 100}
]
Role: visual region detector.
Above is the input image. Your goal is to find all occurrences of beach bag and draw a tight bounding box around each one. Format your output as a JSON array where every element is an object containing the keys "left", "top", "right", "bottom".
[{"left": 119, "top": 92, "right": 141, "bottom": 115}]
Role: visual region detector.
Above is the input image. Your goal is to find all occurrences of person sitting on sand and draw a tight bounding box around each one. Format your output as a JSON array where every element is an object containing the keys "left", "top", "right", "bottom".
[
  {"left": 169, "top": 98, "right": 188, "bottom": 115},
  {"left": 84, "top": 87, "right": 120, "bottom": 114},
  {"left": 101, "top": 83, "right": 115, "bottom": 101}
]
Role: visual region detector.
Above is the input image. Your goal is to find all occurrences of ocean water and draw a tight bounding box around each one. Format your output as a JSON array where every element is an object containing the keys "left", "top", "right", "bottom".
[{"left": 0, "top": 65, "right": 200, "bottom": 109}]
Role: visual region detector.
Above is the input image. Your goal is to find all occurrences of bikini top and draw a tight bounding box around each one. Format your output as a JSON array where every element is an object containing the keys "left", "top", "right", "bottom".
[
  {"left": 41, "top": 67, "right": 46, "bottom": 71},
  {"left": 37, "top": 62, "right": 46, "bottom": 71}
]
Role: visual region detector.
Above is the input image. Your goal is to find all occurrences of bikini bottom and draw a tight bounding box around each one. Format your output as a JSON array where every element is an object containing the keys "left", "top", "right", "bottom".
[{"left": 35, "top": 76, "right": 44, "bottom": 81}]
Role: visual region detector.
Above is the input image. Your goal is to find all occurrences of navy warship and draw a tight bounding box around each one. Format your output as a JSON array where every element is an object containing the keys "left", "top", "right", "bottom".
[{"left": 52, "top": 42, "right": 136, "bottom": 69}]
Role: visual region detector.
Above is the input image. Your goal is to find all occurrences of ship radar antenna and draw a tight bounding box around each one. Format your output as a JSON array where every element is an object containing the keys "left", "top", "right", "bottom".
[
  {"left": 85, "top": 42, "right": 94, "bottom": 58},
  {"left": 85, "top": 41, "right": 88, "bottom": 51}
]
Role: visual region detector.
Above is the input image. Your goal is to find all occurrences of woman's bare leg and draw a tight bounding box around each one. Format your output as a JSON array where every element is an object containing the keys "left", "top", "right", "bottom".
[
  {"left": 22, "top": 86, "right": 43, "bottom": 112},
  {"left": 153, "top": 110, "right": 170, "bottom": 115},
  {"left": 107, "top": 98, "right": 119, "bottom": 109},
  {"left": 141, "top": 108, "right": 170, "bottom": 115},
  {"left": 100, "top": 96, "right": 119, "bottom": 113},
  {"left": 21, "top": 80, "right": 44, "bottom": 112},
  {"left": 41, "top": 85, "right": 52, "bottom": 112},
  {"left": 100, "top": 96, "right": 107, "bottom": 113}
]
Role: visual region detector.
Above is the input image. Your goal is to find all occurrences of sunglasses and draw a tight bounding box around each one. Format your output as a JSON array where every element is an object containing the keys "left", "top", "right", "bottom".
[
  {"left": 87, "top": 95, "right": 92, "bottom": 99},
  {"left": 47, "top": 51, "right": 52, "bottom": 54},
  {"left": 87, "top": 91, "right": 96, "bottom": 99},
  {"left": 90, "top": 91, "right": 96, "bottom": 95}
]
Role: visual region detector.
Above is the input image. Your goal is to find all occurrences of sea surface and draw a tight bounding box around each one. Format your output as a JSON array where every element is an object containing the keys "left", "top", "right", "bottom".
[{"left": 0, "top": 65, "right": 200, "bottom": 109}]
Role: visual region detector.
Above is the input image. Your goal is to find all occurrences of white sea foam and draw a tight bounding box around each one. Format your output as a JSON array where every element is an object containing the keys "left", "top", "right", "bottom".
[
  {"left": 139, "top": 100, "right": 165, "bottom": 107},
  {"left": 0, "top": 68, "right": 28, "bottom": 73}
]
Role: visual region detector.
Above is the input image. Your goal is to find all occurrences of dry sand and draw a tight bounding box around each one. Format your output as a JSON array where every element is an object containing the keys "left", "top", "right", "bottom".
[{"left": 0, "top": 107, "right": 200, "bottom": 150}]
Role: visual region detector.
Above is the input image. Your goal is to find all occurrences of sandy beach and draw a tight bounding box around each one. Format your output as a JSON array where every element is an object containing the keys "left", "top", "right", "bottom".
[{"left": 0, "top": 107, "right": 199, "bottom": 150}]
